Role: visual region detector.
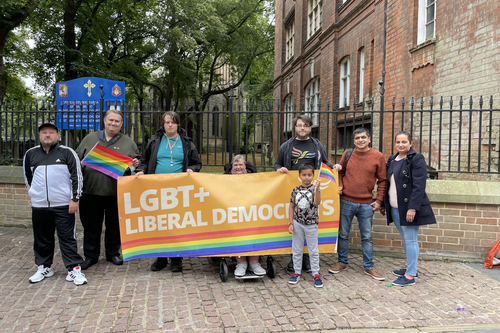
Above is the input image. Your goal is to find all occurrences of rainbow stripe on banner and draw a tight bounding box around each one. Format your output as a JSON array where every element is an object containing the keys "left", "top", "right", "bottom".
[
  {"left": 122, "top": 221, "right": 338, "bottom": 260},
  {"left": 319, "top": 163, "right": 336, "bottom": 183},
  {"left": 82, "top": 143, "right": 133, "bottom": 179}
]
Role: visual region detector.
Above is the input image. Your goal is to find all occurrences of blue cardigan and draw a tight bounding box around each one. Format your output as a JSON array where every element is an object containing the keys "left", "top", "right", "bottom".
[{"left": 383, "top": 148, "right": 436, "bottom": 226}]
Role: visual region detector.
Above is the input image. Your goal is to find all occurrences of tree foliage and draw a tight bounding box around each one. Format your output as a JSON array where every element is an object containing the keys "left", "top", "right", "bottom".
[
  {"left": 5, "top": 0, "right": 274, "bottom": 110},
  {"left": 0, "top": 0, "right": 40, "bottom": 100}
]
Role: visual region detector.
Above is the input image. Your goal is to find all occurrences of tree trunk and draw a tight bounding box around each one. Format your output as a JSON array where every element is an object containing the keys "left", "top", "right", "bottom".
[{"left": 63, "top": 0, "right": 79, "bottom": 80}]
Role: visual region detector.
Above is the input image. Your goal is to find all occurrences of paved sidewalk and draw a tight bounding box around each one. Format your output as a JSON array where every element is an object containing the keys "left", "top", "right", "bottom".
[{"left": 1, "top": 226, "right": 500, "bottom": 333}]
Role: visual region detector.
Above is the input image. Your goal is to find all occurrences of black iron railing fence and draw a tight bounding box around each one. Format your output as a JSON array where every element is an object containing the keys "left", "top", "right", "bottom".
[{"left": 1, "top": 96, "right": 499, "bottom": 176}]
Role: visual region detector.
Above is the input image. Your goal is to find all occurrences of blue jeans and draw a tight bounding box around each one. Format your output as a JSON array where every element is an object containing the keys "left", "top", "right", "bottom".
[
  {"left": 337, "top": 199, "right": 374, "bottom": 270},
  {"left": 391, "top": 206, "right": 420, "bottom": 276}
]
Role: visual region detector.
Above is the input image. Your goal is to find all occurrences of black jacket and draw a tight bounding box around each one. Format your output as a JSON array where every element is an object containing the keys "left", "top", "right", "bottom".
[
  {"left": 274, "top": 136, "right": 333, "bottom": 170},
  {"left": 137, "top": 128, "right": 202, "bottom": 174},
  {"left": 23, "top": 143, "right": 82, "bottom": 208},
  {"left": 383, "top": 148, "right": 436, "bottom": 226}
]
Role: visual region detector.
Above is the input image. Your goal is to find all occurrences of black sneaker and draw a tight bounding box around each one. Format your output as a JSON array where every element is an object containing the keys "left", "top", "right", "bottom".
[
  {"left": 150, "top": 257, "right": 168, "bottom": 271},
  {"left": 393, "top": 269, "right": 418, "bottom": 278}
]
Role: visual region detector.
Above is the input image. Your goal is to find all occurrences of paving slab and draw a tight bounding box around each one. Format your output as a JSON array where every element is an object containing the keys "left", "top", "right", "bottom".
[{"left": 1, "top": 226, "right": 500, "bottom": 332}]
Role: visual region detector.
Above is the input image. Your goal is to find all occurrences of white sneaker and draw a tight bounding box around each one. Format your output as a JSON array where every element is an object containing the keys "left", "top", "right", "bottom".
[
  {"left": 66, "top": 266, "right": 87, "bottom": 286},
  {"left": 29, "top": 265, "right": 54, "bottom": 283},
  {"left": 249, "top": 263, "right": 266, "bottom": 276},
  {"left": 234, "top": 263, "right": 248, "bottom": 277}
]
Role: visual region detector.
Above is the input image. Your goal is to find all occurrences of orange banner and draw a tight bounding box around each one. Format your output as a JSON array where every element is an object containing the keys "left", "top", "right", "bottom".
[{"left": 117, "top": 171, "right": 339, "bottom": 261}]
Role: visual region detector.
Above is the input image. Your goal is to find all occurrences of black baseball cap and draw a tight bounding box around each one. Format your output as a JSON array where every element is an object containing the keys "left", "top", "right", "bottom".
[{"left": 38, "top": 123, "right": 59, "bottom": 132}]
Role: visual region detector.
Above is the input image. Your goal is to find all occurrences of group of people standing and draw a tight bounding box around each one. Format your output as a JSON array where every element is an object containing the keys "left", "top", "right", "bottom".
[
  {"left": 23, "top": 111, "right": 435, "bottom": 288},
  {"left": 275, "top": 115, "right": 436, "bottom": 288}
]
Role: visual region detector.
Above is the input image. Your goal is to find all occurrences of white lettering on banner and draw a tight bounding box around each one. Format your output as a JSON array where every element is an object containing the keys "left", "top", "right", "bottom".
[
  {"left": 239, "top": 205, "right": 257, "bottom": 221},
  {"left": 124, "top": 186, "right": 210, "bottom": 214},
  {"left": 141, "top": 189, "right": 158, "bottom": 211},
  {"left": 274, "top": 203, "right": 286, "bottom": 219},
  {"left": 228, "top": 207, "right": 238, "bottom": 223},
  {"left": 168, "top": 213, "right": 181, "bottom": 229},
  {"left": 178, "top": 186, "right": 194, "bottom": 207},
  {"left": 158, "top": 214, "right": 167, "bottom": 230},
  {"left": 125, "top": 211, "right": 208, "bottom": 234},
  {"left": 161, "top": 188, "right": 178, "bottom": 209},
  {"left": 196, "top": 211, "right": 208, "bottom": 226},
  {"left": 124, "top": 193, "right": 140, "bottom": 214},
  {"left": 145, "top": 216, "right": 156, "bottom": 231},
  {"left": 258, "top": 204, "right": 273, "bottom": 220},
  {"left": 194, "top": 187, "right": 210, "bottom": 202},
  {"left": 125, "top": 218, "right": 137, "bottom": 234},
  {"left": 322, "top": 200, "right": 334, "bottom": 215},
  {"left": 138, "top": 217, "right": 144, "bottom": 232},
  {"left": 182, "top": 211, "right": 197, "bottom": 228},
  {"left": 123, "top": 202, "right": 337, "bottom": 235},
  {"left": 213, "top": 209, "right": 226, "bottom": 225}
]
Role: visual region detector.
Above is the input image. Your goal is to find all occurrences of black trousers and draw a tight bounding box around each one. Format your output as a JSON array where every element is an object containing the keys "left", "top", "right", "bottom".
[
  {"left": 32, "top": 206, "right": 83, "bottom": 269},
  {"left": 79, "top": 194, "right": 121, "bottom": 260}
]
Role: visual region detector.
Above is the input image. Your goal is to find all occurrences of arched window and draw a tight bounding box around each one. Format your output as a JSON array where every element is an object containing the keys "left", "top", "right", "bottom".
[
  {"left": 305, "top": 78, "right": 320, "bottom": 125},
  {"left": 339, "top": 57, "right": 350, "bottom": 108},
  {"left": 359, "top": 49, "right": 365, "bottom": 102}
]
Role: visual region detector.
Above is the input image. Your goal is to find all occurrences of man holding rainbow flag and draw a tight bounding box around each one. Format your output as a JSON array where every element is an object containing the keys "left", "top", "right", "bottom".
[{"left": 77, "top": 110, "right": 140, "bottom": 270}]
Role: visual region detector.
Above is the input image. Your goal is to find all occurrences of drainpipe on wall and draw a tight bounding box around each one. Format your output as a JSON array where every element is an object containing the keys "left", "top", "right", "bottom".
[{"left": 379, "top": 0, "right": 388, "bottom": 152}]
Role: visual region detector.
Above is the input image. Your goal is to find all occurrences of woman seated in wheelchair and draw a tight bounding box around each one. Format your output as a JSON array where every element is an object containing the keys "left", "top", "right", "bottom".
[{"left": 224, "top": 155, "right": 266, "bottom": 277}]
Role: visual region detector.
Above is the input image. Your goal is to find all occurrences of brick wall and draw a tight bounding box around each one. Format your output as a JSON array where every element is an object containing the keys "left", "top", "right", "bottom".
[
  {"left": 0, "top": 183, "right": 32, "bottom": 226},
  {"left": 3, "top": 181, "right": 499, "bottom": 260},
  {"left": 0, "top": 183, "right": 83, "bottom": 227},
  {"left": 370, "top": 203, "right": 500, "bottom": 260}
]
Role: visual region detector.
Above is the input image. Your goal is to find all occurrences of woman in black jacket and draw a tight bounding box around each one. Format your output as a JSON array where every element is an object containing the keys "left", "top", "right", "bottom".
[
  {"left": 381, "top": 131, "right": 436, "bottom": 286},
  {"left": 135, "top": 111, "right": 202, "bottom": 272}
]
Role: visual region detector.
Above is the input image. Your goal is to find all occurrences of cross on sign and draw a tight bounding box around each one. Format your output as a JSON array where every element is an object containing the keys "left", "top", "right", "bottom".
[
  {"left": 83, "top": 80, "right": 96, "bottom": 97},
  {"left": 194, "top": 187, "right": 209, "bottom": 202}
]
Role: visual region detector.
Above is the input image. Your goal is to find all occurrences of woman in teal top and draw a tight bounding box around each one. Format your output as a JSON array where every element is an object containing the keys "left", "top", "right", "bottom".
[{"left": 136, "top": 111, "right": 202, "bottom": 272}]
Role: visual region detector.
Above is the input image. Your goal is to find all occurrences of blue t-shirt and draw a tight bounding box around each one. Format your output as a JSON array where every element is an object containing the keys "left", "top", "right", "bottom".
[{"left": 155, "top": 135, "right": 184, "bottom": 174}]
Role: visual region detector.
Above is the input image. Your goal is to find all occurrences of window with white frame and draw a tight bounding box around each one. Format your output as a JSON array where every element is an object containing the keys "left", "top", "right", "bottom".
[
  {"left": 285, "top": 20, "right": 294, "bottom": 62},
  {"left": 359, "top": 49, "right": 365, "bottom": 102},
  {"left": 339, "top": 57, "right": 350, "bottom": 108},
  {"left": 305, "top": 78, "right": 320, "bottom": 125},
  {"left": 284, "top": 95, "right": 293, "bottom": 132},
  {"left": 307, "top": 0, "right": 323, "bottom": 39},
  {"left": 417, "top": 0, "right": 436, "bottom": 44}
]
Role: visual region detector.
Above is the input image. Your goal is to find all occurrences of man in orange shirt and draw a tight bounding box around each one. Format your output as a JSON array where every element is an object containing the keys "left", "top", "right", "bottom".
[{"left": 328, "top": 128, "right": 387, "bottom": 280}]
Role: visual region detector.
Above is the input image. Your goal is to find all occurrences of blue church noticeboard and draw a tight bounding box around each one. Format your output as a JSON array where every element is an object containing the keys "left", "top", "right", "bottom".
[{"left": 55, "top": 77, "right": 125, "bottom": 130}]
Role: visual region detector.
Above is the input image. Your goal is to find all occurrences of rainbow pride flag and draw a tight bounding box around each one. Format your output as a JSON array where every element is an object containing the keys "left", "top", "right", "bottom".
[
  {"left": 82, "top": 143, "right": 134, "bottom": 179},
  {"left": 121, "top": 220, "right": 338, "bottom": 259},
  {"left": 319, "top": 163, "right": 336, "bottom": 183}
]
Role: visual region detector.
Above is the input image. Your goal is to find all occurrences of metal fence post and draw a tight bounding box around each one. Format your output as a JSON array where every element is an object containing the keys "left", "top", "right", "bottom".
[
  {"left": 228, "top": 93, "right": 234, "bottom": 163},
  {"left": 99, "top": 85, "right": 105, "bottom": 129}
]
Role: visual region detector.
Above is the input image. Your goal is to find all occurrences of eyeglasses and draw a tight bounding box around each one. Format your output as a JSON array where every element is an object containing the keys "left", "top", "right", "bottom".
[{"left": 295, "top": 124, "right": 311, "bottom": 128}]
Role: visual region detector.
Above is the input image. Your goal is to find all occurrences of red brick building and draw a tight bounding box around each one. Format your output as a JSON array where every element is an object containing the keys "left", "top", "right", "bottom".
[{"left": 273, "top": 0, "right": 500, "bottom": 175}]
